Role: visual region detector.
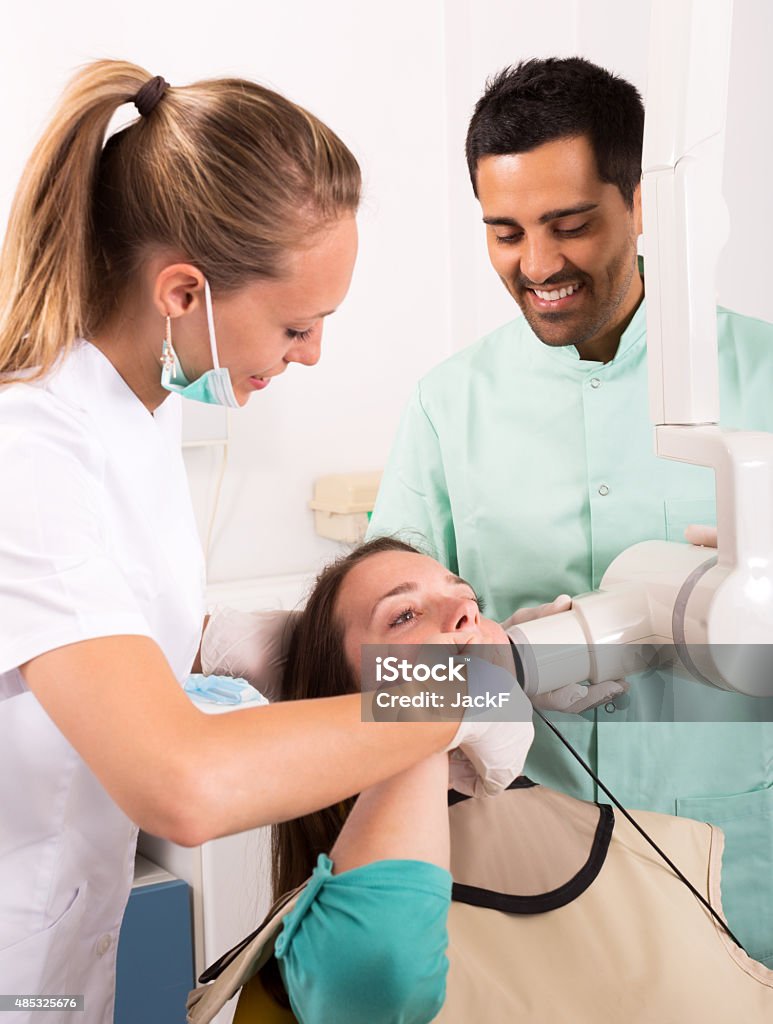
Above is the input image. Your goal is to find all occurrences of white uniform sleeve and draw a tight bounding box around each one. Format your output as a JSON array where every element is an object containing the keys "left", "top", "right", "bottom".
[{"left": 0, "top": 407, "right": 152, "bottom": 673}]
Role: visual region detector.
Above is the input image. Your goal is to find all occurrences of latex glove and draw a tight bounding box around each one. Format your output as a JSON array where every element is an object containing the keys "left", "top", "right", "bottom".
[
  {"left": 200, "top": 607, "right": 299, "bottom": 702},
  {"left": 684, "top": 524, "right": 718, "bottom": 547},
  {"left": 529, "top": 677, "right": 629, "bottom": 713},
  {"left": 502, "top": 594, "right": 629, "bottom": 714},
  {"left": 444, "top": 653, "right": 534, "bottom": 797},
  {"left": 448, "top": 749, "right": 487, "bottom": 797},
  {"left": 446, "top": 719, "right": 535, "bottom": 797}
]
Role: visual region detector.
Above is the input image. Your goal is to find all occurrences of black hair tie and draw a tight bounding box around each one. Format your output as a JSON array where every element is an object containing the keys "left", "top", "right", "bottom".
[{"left": 134, "top": 76, "right": 169, "bottom": 117}]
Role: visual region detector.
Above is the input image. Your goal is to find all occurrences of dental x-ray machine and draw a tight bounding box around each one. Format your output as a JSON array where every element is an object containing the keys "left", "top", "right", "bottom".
[{"left": 509, "top": 0, "right": 773, "bottom": 701}]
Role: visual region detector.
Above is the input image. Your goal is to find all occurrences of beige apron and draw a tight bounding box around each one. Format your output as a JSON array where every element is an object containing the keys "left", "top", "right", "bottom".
[{"left": 188, "top": 781, "right": 773, "bottom": 1023}]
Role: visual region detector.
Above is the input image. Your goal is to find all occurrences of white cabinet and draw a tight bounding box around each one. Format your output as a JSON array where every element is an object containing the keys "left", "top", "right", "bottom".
[{"left": 138, "top": 812, "right": 272, "bottom": 1024}]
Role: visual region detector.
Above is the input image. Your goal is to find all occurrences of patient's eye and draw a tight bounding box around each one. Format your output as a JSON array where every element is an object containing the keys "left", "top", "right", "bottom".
[
  {"left": 389, "top": 606, "right": 420, "bottom": 628},
  {"left": 460, "top": 587, "right": 484, "bottom": 612}
]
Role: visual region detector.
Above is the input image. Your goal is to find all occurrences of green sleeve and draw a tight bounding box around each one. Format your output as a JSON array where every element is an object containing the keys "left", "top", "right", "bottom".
[{"left": 366, "top": 384, "right": 458, "bottom": 572}]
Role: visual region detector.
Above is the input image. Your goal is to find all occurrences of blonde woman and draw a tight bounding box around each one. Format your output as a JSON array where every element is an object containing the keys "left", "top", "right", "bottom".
[{"left": 0, "top": 63, "right": 528, "bottom": 1022}]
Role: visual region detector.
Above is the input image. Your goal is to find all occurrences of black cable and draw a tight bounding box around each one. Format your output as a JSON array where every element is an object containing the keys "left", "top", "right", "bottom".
[
  {"left": 531, "top": 702, "right": 747, "bottom": 951},
  {"left": 508, "top": 631, "right": 745, "bottom": 947}
]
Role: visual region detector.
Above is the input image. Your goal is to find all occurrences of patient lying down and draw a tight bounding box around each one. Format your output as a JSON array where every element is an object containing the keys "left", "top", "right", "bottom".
[{"left": 189, "top": 538, "right": 773, "bottom": 1024}]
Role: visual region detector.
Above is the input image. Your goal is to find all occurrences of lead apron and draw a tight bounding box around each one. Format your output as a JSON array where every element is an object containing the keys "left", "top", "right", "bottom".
[{"left": 187, "top": 781, "right": 773, "bottom": 1024}]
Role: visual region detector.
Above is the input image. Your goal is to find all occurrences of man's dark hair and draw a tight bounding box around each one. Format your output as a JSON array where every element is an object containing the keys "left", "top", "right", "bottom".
[{"left": 466, "top": 57, "right": 644, "bottom": 207}]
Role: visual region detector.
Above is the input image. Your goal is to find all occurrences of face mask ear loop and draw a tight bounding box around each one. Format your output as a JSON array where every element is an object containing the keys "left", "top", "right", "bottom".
[{"left": 203, "top": 279, "right": 222, "bottom": 371}]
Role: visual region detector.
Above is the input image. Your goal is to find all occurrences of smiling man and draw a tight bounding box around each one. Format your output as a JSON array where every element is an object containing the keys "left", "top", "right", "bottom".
[
  {"left": 478, "top": 134, "right": 643, "bottom": 362},
  {"left": 368, "top": 57, "right": 773, "bottom": 966}
]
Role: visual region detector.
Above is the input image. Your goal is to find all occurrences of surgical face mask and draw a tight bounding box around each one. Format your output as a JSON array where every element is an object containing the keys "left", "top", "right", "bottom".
[{"left": 160, "top": 279, "right": 240, "bottom": 408}]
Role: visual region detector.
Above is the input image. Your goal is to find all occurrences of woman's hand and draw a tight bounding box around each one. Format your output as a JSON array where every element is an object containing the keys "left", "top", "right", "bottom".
[
  {"left": 364, "top": 630, "right": 534, "bottom": 798},
  {"left": 439, "top": 635, "right": 534, "bottom": 797}
]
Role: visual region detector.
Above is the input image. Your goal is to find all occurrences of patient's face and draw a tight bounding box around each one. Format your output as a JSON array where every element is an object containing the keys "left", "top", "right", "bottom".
[{"left": 336, "top": 549, "right": 509, "bottom": 669}]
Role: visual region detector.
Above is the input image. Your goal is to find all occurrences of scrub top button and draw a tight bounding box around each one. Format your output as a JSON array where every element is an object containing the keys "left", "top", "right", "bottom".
[
  {"left": 598, "top": 484, "right": 610, "bottom": 496},
  {"left": 590, "top": 377, "right": 601, "bottom": 388},
  {"left": 96, "top": 934, "right": 113, "bottom": 957},
  {"left": 604, "top": 702, "right": 616, "bottom": 714}
]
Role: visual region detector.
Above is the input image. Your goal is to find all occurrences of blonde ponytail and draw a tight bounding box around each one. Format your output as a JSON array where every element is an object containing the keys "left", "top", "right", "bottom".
[
  {"left": 0, "top": 60, "right": 361, "bottom": 384},
  {"left": 0, "top": 62, "right": 150, "bottom": 381}
]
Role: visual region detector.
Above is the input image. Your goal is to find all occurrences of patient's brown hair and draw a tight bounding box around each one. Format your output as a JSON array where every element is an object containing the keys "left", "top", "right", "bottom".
[{"left": 271, "top": 536, "right": 421, "bottom": 901}]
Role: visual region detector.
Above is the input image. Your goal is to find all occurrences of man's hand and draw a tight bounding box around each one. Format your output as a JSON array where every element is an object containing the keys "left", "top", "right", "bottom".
[
  {"left": 684, "top": 524, "right": 718, "bottom": 547},
  {"left": 501, "top": 594, "right": 573, "bottom": 627},
  {"left": 501, "top": 594, "right": 629, "bottom": 713},
  {"left": 529, "top": 677, "right": 629, "bottom": 713},
  {"left": 200, "top": 607, "right": 299, "bottom": 702}
]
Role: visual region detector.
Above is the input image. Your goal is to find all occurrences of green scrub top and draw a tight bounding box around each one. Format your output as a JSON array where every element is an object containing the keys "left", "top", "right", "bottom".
[{"left": 367, "top": 295, "right": 773, "bottom": 966}]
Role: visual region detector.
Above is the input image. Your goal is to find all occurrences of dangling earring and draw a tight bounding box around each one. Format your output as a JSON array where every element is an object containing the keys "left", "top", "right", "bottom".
[{"left": 160, "top": 315, "right": 175, "bottom": 371}]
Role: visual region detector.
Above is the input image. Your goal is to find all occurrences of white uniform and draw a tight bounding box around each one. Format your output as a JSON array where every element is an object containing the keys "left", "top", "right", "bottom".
[{"left": 0, "top": 341, "right": 205, "bottom": 1022}]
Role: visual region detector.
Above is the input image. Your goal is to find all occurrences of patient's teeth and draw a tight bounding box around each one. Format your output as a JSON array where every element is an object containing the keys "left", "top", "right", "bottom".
[{"left": 559, "top": 288, "right": 567, "bottom": 299}]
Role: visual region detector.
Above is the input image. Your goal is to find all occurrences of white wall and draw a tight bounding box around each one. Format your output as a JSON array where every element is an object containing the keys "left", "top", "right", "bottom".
[
  {"left": 2, "top": 1, "right": 771, "bottom": 595},
  {"left": 717, "top": 0, "right": 773, "bottom": 320},
  {"left": 443, "top": 0, "right": 580, "bottom": 347}
]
